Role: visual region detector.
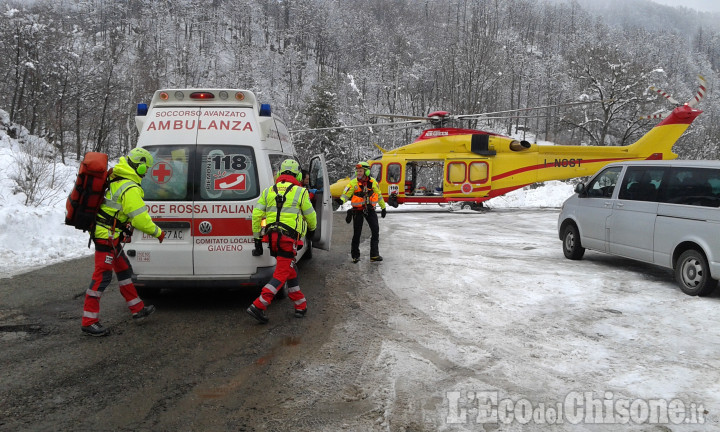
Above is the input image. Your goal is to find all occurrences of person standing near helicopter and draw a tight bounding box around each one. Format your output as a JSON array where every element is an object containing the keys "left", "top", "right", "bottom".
[{"left": 340, "top": 161, "right": 387, "bottom": 263}]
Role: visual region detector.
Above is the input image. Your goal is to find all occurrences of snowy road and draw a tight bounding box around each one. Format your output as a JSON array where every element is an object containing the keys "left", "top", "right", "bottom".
[
  {"left": 3, "top": 207, "right": 720, "bottom": 431},
  {"left": 349, "top": 206, "right": 720, "bottom": 430}
]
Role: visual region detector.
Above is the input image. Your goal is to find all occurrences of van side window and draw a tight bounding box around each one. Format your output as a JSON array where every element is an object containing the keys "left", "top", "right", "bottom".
[
  {"left": 663, "top": 167, "right": 720, "bottom": 207},
  {"left": 618, "top": 167, "right": 665, "bottom": 202},
  {"left": 586, "top": 166, "right": 622, "bottom": 198},
  {"left": 141, "top": 145, "right": 193, "bottom": 201},
  {"left": 198, "top": 146, "right": 259, "bottom": 201}
]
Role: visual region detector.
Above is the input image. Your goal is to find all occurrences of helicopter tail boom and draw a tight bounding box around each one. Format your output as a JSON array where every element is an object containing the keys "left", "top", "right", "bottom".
[{"left": 627, "top": 104, "right": 702, "bottom": 159}]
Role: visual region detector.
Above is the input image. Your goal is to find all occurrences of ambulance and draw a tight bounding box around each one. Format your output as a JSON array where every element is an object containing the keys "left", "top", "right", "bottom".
[{"left": 126, "top": 89, "right": 333, "bottom": 292}]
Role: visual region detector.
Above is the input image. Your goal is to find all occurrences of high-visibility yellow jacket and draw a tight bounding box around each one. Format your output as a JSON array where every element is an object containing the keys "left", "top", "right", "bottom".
[
  {"left": 252, "top": 174, "right": 317, "bottom": 240},
  {"left": 94, "top": 157, "right": 162, "bottom": 240},
  {"left": 340, "top": 176, "right": 386, "bottom": 210}
]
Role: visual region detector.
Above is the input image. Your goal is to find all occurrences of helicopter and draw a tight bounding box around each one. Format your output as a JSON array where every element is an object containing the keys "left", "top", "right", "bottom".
[{"left": 310, "top": 77, "right": 707, "bottom": 210}]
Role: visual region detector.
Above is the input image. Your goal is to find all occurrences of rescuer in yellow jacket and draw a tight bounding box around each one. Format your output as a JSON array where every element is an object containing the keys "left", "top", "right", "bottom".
[
  {"left": 340, "top": 161, "right": 387, "bottom": 263},
  {"left": 247, "top": 159, "right": 317, "bottom": 324},
  {"left": 81, "top": 148, "right": 164, "bottom": 337}
]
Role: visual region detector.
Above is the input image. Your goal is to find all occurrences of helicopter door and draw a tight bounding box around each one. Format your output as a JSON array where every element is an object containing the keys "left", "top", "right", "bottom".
[
  {"left": 308, "top": 154, "right": 333, "bottom": 250},
  {"left": 444, "top": 159, "right": 491, "bottom": 199}
]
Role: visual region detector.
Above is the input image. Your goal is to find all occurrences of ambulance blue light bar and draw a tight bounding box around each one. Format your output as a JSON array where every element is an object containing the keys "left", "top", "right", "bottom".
[
  {"left": 137, "top": 103, "right": 148, "bottom": 116},
  {"left": 260, "top": 103, "right": 272, "bottom": 117}
]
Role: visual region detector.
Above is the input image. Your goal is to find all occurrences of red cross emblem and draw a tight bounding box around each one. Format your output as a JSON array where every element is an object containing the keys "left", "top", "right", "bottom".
[{"left": 152, "top": 162, "right": 173, "bottom": 184}]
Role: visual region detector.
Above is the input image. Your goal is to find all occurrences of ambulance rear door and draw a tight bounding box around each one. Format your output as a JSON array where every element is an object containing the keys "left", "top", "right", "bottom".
[
  {"left": 135, "top": 114, "right": 198, "bottom": 276},
  {"left": 193, "top": 107, "right": 260, "bottom": 275},
  {"left": 309, "top": 154, "right": 333, "bottom": 250}
]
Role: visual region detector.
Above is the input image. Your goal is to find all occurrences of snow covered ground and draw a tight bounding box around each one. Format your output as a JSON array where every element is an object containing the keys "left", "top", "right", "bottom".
[
  {"left": 367, "top": 206, "right": 720, "bottom": 430},
  {"left": 3, "top": 121, "right": 720, "bottom": 430}
]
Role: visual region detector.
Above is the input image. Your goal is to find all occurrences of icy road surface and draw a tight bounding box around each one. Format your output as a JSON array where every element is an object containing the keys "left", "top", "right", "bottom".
[{"left": 345, "top": 206, "right": 720, "bottom": 430}]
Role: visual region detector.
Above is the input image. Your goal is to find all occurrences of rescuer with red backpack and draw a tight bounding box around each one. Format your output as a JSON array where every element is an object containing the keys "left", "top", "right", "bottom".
[{"left": 78, "top": 148, "right": 165, "bottom": 336}]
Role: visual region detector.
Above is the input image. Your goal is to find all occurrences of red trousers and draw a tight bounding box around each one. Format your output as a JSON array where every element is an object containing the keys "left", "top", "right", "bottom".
[
  {"left": 82, "top": 239, "right": 145, "bottom": 326},
  {"left": 253, "top": 233, "right": 307, "bottom": 311}
]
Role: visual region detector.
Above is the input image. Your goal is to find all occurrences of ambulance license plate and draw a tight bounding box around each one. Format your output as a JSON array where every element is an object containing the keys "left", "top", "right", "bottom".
[{"left": 142, "top": 229, "right": 185, "bottom": 241}]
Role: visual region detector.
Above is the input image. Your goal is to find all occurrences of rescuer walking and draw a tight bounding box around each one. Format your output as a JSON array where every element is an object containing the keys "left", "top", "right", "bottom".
[
  {"left": 247, "top": 159, "right": 317, "bottom": 323},
  {"left": 340, "top": 161, "right": 387, "bottom": 263},
  {"left": 81, "top": 148, "right": 165, "bottom": 336}
]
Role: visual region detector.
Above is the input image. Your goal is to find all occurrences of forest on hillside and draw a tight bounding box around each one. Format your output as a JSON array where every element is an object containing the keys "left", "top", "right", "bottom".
[{"left": 1, "top": 0, "right": 719, "bottom": 180}]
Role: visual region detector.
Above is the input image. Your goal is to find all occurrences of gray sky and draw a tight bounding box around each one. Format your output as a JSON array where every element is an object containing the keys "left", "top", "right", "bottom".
[{"left": 650, "top": 0, "right": 720, "bottom": 13}]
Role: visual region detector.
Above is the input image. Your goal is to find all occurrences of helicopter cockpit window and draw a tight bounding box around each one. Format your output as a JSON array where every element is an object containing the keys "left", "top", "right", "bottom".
[
  {"left": 448, "top": 162, "right": 467, "bottom": 184},
  {"left": 370, "top": 163, "right": 382, "bottom": 182},
  {"left": 387, "top": 163, "right": 401, "bottom": 184},
  {"left": 469, "top": 162, "right": 488, "bottom": 183}
]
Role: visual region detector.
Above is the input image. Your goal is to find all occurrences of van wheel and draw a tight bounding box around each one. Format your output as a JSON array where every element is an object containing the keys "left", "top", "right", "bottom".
[
  {"left": 675, "top": 249, "right": 715, "bottom": 296},
  {"left": 562, "top": 224, "right": 585, "bottom": 260}
]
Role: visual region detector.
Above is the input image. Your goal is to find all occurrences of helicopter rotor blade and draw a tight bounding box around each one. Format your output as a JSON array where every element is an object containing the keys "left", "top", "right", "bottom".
[
  {"left": 369, "top": 113, "right": 430, "bottom": 121},
  {"left": 649, "top": 86, "right": 680, "bottom": 105},
  {"left": 638, "top": 110, "right": 670, "bottom": 120},
  {"left": 687, "top": 74, "right": 707, "bottom": 108},
  {"left": 454, "top": 99, "right": 612, "bottom": 120},
  {"left": 289, "top": 119, "right": 425, "bottom": 134}
]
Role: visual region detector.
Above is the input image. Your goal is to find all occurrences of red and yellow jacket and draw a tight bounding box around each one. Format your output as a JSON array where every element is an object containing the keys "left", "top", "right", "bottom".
[{"left": 340, "top": 176, "right": 386, "bottom": 210}]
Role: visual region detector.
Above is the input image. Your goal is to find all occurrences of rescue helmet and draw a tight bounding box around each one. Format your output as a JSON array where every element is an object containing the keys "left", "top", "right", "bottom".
[
  {"left": 280, "top": 159, "right": 302, "bottom": 181},
  {"left": 356, "top": 161, "right": 370, "bottom": 177},
  {"left": 128, "top": 147, "right": 154, "bottom": 177}
]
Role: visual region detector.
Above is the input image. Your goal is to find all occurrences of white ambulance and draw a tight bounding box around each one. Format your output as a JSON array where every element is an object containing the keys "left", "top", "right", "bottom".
[{"left": 126, "top": 89, "right": 333, "bottom": 292}]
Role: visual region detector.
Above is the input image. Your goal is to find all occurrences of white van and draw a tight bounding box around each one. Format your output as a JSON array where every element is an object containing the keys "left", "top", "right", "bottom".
[
  {"left": 558, "top": 160, "right": 720, "bottom": 296},
  {"left": 126, "top": 89, "right": 333, "bottom": 292}
]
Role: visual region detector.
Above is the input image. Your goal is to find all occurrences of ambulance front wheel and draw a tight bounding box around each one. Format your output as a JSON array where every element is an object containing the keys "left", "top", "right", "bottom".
[{"left": 301, "top": 241, "right": 313, "bottom": 260}]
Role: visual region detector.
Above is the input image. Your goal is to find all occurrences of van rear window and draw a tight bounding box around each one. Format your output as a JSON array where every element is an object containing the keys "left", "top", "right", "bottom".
[
  {"left": 140, "top": 145, "right": 259, "bottom": 201},
  {"left": 141, "top": 146, "right": 192, "bottom": 201},
  {"left": 198, "top": 145, "right": 259, "bottom": 201}
]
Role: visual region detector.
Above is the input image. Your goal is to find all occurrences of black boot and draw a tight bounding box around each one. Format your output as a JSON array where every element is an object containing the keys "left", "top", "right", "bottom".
[{"left": 246, "top": 304, "right": 269, "bottom": 324}]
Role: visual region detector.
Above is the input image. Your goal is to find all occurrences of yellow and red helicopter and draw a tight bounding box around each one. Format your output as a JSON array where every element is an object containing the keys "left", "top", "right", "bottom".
[{"left": 317, "top": 77, "right": 707, "bottom": 210}]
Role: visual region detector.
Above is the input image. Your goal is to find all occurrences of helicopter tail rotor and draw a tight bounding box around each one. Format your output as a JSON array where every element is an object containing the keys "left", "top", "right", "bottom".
[
  {"left": 687, "top": 75, "right": 707, "bottom": 108},
  {"left": 639, "top": 75, "right": 707, "bottom": 120},
  {"left": 649, "top": 86, "right": 680, "bottom": 105}
]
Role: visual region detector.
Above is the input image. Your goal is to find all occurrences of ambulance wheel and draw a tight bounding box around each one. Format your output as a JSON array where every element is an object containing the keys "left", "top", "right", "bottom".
[
  {"left": 137, "top": 286, "right": 161, "bottom": 298},
  {"left": 460, "top": 202, "right": 473, "bottom": 210},
  {"left": 300, "top": 240, "right": 313, "bottom": 261}
]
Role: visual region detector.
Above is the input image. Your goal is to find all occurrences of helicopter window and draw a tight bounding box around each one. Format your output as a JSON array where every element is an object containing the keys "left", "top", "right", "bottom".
[
  {"left": 469, "top": 162, "right": 489, "bottom": 183},
  {"left": 370, "top": 163, "right": 382, "bottom": 182},
  {"left": 387, "top": 163, "right": 402, "bottom": 184},
  {"left": 447, "top": 162, "right": 467, "bottom": 184}
]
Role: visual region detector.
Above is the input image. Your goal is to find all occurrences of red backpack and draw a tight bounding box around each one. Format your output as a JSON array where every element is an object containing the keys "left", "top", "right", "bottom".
[{"left": 64, "top": 152, "right": 112, "bottom": 232}]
